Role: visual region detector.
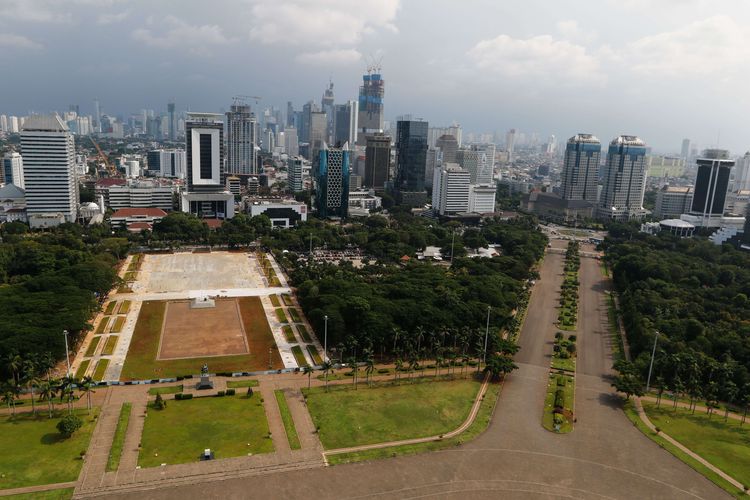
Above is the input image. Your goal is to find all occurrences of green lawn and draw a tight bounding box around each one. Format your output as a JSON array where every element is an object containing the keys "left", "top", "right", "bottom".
[
  {"left": 307, "top": 345, "right": 323, "bottom": 365},
  {"left": 124, "top": 271, "right": 137, "bottom": 281},
  {"left": 282, "top": 325, "right": 296, "bottom": 343},
  {"left": 288, "top": 308, "right": 301, "bottom": 323},
  {"left": 75, "top": 359, "right": 90, "bottom": 379},
  {"left": 84, "top": 336, "right": 100, "bottom": 357},
  {"left": 118, "top": 300, "right": 131, "bottom": 314},
  {"left": 226, "top": 379, "right": 259, "bottom": 389},
  {"left": 101, "top": 336, "right": 118, "bottom": 356},
  {"left": 275, "top": 308, "right": 288, "bottom": 323},
  {"left": 120, "top": 299, "right": 283, "bottom": 381},
  {"left": 281, "top": 294, "right": 293, "bottom": 306},
  {"left": 94, "top": 317, "right": 110, "bottom": 335},
  {"left": 274, "top": 390, "right": 301, "bottom": 450},
  {"left": 3, "top": 488, "right": 74, "bottom": 499},
  {"left": 643, "top": 401, "right": 750, "bottom": 487},
  {"left": 291, "top": 346, "right": 308, "bottom": 367},
  {"left": 303, "top": 379, "right": 481, "bottom": 449},
  {"left": 104, "top": 301, "right": 117, "bottom": 315},
  {"left": 110, "top": 316, "right": 126, "bottom": 334},
  {"left": 297, "top": 324, "right": 313, "bottom": 343},
  {"left": 106, "top": 403, "right": 132, "bottom": 472},
  {"left": 148, "top": 385, "right": 183, "bottom": 395},
  {"left": 0, "top": 409, "right": 99, "bottom": 490},
  {"left": 93, "top": 359, "right": 109, "bottom": 381},
  {"left": 269, "top": 295, "right": 280, "bottom": 307},
  {"left": 138, "top": 394, "right": 273, "bottom": 468},
  {"left": 542, "top": 373, "right": 574, "bottom": 433},
  {"left": 551, "top": 355, "right": 576, "bottom": 372}
]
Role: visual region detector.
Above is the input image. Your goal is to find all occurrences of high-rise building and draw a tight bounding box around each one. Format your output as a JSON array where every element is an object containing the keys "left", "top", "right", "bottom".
[
  {"left": 2, "top": 152, "right": 24, "bottom": 189},
  {"left": 21, "top": 115, "right": 78, "bottom": 226},
  {"left": 181, "top": 112, "right": 234, "bottom": 219},
  {"left": 284, "top": 127, "right": 299, "bottom": 157},
  {"left": 424, "top": 147, "right": 441, "bottom": 190},
  {"left": 436, "top": 134, "right": 458, "bottom": 163},
  {"left": 288, "top": 157, "right": 304, "bottom": 192},
  {"left": 300, "top": 100, "right": 318, "bottom": 145},
  {"left": 561, "top": 134, "right": 601, "bottom": 203},
  {"left": 680, "top": 138, "right": 691, "bottom": 161},
  {"left": 654, "top": 186, "right": 693, "bottom": 219},
  {"left": 147, "top": 149, "right": 186, "bottom": 178},
  {"left": 226, "top": 104, "right": 258, "bottom": 175},
  {"left": 432, "top": 163, "right": 470, "bottom": 215},
  {"left": 598, "top": 135, "right": 648, "bottom": 221},
  {"left": 0, "top": 115, "right": 7, "bottom": 132},
  {"left": 395, "top": 119, "right": 428, "bottom": 205},
  {"left": 357, "top": 71, "right": 385, "bottom": 145},
  {"left": 506, "top": 129, "right": 516, "bottom": 163},
  {"left": 168, "top": 102, "right": 176, "bottom": 141},
  {"left": 316, "top": 143, "right": 350, "bottom": 218},
  {"left": 364, "top": 134, "right": 391, "bottom": 192},
  {"left": 9, "top": 116, "right": 19, "bottom": 134},
  {"left": 688, "top": 149, "right": 733, "bottom": 222},
  {"left": 733, "top": 151, "right": 750, "bottom": 192},
  {"left": 309, "top": 111, "right": 327, "bottom": 161},
  {"left": 321, "top": 81, "right": 335, "bottom": 142},
  {"left": 456, "top": 149, "right": 491, "bottom": 184},
  {"left": 286, "top": 101, "right": 295, "bottom": 127},
  {"left": 93, "top": 98, "right": 101, "bottom": 133},
  {"left": 469, "top": 184, "right": 497, "bottom": 214},
  {"left": 333, "top": 100, "right": 358, "bottom": 146}
]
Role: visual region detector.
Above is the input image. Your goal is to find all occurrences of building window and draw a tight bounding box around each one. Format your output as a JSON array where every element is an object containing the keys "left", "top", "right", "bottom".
[{"left": 199, "top": 134, "right": 213, "bottom": 179}]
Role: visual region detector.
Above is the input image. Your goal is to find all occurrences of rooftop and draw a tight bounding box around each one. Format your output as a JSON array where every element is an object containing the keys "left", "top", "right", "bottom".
[
  {"left": 111, "top": 207, "right": 167, "bottom": 218},
  {"left": 611, "top": 135, "right": 645, "bottom": 147},
  {"left": 21, "top": 114, "right": 68, "bottom": 132}
]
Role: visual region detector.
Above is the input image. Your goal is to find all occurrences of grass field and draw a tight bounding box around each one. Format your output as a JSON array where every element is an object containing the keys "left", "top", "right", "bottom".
[
  {"left": 643, "top": 401, "right": 750, "bottom": 488},
  {"left": 307, "top": 345, "right": 323, "bottom": 365},
  {"left": 226, "top": 379, "right": 259, "bottom": 389},
  {"left": 282, "top": 325, "right": 296, "bottom": 343},
  {"left": 148, "top": 385, "right": 183, "bottom": 395},
  {"left": 138, "top": 394, "right": 273, "bottom": 468},
  {"left": 304, "top": 379, "right": 480, "bottom": 449},
  {"left": 94, "top": 317, "right": 109, "bottom": 335},
  {"left": 101, "top": 336, "right": 118, "bottom": 356},
  {"left": 84, "top": 337, "right": 100, "bottom": 357},
  {"left": 288, "top": 308, "right": 301, "bottom": 323},
  {"left": 269, "top": 295, "right": 280, "bottom": 307},
  {"left": 275, "top": 308, "right": 288, "bottom": 323},
  {"left": 104, "top": 301, "right": 117, "bottom": 315},
  {"left": 550, "top": 356, "right": 575, "bottom": 372},
  {"left": 106, "top": 403, "right": 132, "bottom": 472},
  {"left": 110, "top": 316, "right": 126, "bottom": 334},
  {"left": 118, "top": 300, "right": 131, "bottom": 314},
  {"left": 291, "top": 346, "right": 308, "bottom": 367},
  {"left": 93, "top": 359, "right": 109, "bottom": 381},
  {"left": 74, "top": 359, "right": 90, "bottom": 379},
  {"left": 120, "top": 298, "right": 282, "bottom": 381},
  {"left": 0, "top": 409, "right": 99, "bottom": 489},
  {"left": 274, "top": 390, "right": 301, "bottom": 450},
  {"left": 281, "top": 294, "right": 293, "bottom": 306},
  {"left": 297, "top": 324, "right": 313, "bottom": 343},
  {"left": 3, "top": 488, "right": 73, "bottom": 499}
]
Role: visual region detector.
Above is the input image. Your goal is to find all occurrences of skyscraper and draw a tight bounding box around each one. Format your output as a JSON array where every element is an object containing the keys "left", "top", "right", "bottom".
[
  {"left": 561, "top": 134, "right": 601, "bottom": 203},
  {"left": 733, "top": 151, "right": 750, "bottom": 192},
  {"left": 364, "top": 134, "right": 391, "bottom": 192},
  {"left": 321, "top": 81, "right": 335, "bottom": 142},
  {"left": 2, "top": 151, "right": 24, "bottom": 189},
  {"left": 310, "top": 111, "right": 327, "bottom": 162},
  {"left": 436, "top": 134, "right": 458, "bottom": 163},
  {"left": 506, "top": 129, "right": 516, "bottom": 163},
  {"left": 456, "top": 149, "right": 491, "bottom": 184},
  {"left": 284, "top": 127, "right": 299, "bottom": 157},
  {"left": 395, "top": 119, "right": 429, "bottom": 205},
  {"left": 21, "top": 115, "right": 78, "bottom": 226},
  {"left": 680, "top": 138, "right": 691, "bottom": 161},
  {"left": 288, "top": 157, "right": 304, "bottom": 192},
  {"left": 333, "top": 100, "right": 358, "bottom": 146},
  {"left": 688, "top": 149, "right": 733, "bottom": 223},
  {"left": 226, "top": 104, "right": 258, "bottom": 175},
  {"left": 168, "top": 102, "right": 176, "bottom": 141},
  {"left": 598, "top": 135, "right": 648, "bottom": 221},
  {"left": 181, "top": 113, "right": 234, "bottom": 219},
  {"left": 432, "top": 163, "right": 470, "bottom": 215},
  {"left": 357, "top": 71, "right": 385, "bottom": 145},
  {"left": 316, "top": 143, "right": 350, "bottom": 218},
  {"left": 93, "top": 98, "right": 101, "bottom": 133}
]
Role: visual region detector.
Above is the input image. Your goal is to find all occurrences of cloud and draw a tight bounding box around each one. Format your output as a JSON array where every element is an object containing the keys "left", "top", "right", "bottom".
[
  {"left": 97, "top": 10, "right": 129, "bottom": 25},
  {"left": 296, "top": 48, "right": 361, "bottom": 65},
  {"left": 467, "top": 34, "right": 605, "bottom": 86},
  {"left": 623, "top": 15, "right": 750, "bottom": 76},
  {"left": 248, "top": 0, "right": 399, "bottom": 47},
  {"left": 131, "top": 15, "right": 231, "bottom": 53},
  {"left": 0, "top": 0, "right": 71, "bottom": 23},
  {"left": 0, "top": 33, "right": 43, "bottom": 50},
  {"left": 556, "top": 20, "right": 596, "bottom": 44}
]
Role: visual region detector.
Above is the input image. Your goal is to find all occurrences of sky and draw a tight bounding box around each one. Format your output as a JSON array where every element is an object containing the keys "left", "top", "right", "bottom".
[{"left": 1, "top": 0, "right": 749, "bottom": 154}]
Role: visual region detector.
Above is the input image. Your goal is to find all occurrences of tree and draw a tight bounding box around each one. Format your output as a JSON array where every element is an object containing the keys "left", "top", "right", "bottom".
[
  {"left": 655, "top": 376, "right": 665, "bottom": 407},
  {"left": 611, "top": 360, "right": 644, "bottom": 400},
  {"left": 153, "top": 393, "right": 167, "bottom": 410},
  {"left": 321, "top": 361, "right": 332, "bottom": 392},
  {"left": 38, "top": 380, "right": 56, "bottom": 418},
  {"left": 22, "top": 359, "right": 39, "bottom": 415},
  {"left": 1, "top": 383, "right": 17, "bottom": 415},
  {"left": 303, "top": 365, "right": 314, "bottom": 390},
  {"left": 483, "top": 353, "right": 518, "bottom": 380},
  {"left": 704, "top": 381, "right": 719, "bottom": 419},
  {"left": 79, "top": 376, "right": 95, "bottom": 414},
  {"left": 722, "top": 381, "right": 738, "bottom": 422},
  {"left": 364, "top": 350, "right": 375, "bottom": 387},
  {"left": 739, "top": 383, "right": 750, "bottom": 426},
  {"left": 394, "top": 358, "right": 403, "bottom": 385},
  {"left": 56, "top": 414, "right": 83, "bottom": 438}
]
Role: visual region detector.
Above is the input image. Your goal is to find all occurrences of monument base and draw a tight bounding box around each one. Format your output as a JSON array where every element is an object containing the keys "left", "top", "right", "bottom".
[{"left": 196, "top": 375, "right": 214, "bottom": 390}]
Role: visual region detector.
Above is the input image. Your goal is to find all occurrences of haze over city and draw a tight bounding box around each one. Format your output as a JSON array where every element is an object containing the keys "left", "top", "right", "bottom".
[{"left": 1, "top": 0, "right": 749, "bottom": 152}]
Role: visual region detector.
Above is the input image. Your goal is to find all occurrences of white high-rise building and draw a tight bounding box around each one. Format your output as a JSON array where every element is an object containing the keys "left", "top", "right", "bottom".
[
  {"left": 0, "top": 115, "right": 7, "bottom": 132},
  {"left": 284, "top": 127, "right": 299, "bottom": 157},
  {"left": 469, "top": 184, "right": 497, "bottom": 214},
  {"left": 226, "top": 104, "right": 258, "bottom": 175},
  {"left": 505, "top": 128, "right": 516, "bottom": 163},
  {"left": 456, "top": 149, "right": 492, "bottom": 185},
  {"left": 3, "top": 152, "right": 24, "bottom": 189},
  {"left": 288, "top": 156, "right": 304, "bottom": 192},
  {"left": 733, "top": 151, "right": 750, "bottom": 192},
  {"left": 432, "top": 163, "right": 470, "bottom": 215},
  {"left": 9, "top": 116, "right": 20, "bottom": 133},
  {"left": 598, "top": 135, "right": 648, "bottom": 221},
  {"left": 21, "top": 115, "right": 78, "bottom": 226}
]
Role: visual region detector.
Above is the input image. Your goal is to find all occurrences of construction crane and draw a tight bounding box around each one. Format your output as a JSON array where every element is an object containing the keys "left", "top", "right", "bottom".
[
  {"left": 89, "top": 136, "right": 117, "bottom": 178},
  {"left": 233, "top": 95, "right": 262, "bottom": 106}
]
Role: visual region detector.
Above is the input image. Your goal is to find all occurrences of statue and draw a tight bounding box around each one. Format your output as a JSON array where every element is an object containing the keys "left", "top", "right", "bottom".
[
  {"left": 197, "top": 363, "right": 213, "bottom": 390},
  {"left": 201, "top": 363, "right": 209, "bottom": 375}
]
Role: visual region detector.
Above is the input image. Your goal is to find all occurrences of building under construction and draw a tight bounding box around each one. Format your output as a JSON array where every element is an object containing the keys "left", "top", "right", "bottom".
[{"left": 357, "top": 68, "right": 384, "bottom": 145}]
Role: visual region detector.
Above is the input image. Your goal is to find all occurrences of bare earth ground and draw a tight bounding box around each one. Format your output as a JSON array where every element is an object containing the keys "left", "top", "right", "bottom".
[
  {"left": 158, "top": 299, "right": 248, "bottom": 360},
  {"left": 140, "top": 253, "right": 260, "bottom": 293}
]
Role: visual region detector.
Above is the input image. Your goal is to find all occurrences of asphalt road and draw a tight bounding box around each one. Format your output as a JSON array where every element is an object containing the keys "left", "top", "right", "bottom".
[{"left": 108, "top": 247, "right": 729, "bottom": 500}]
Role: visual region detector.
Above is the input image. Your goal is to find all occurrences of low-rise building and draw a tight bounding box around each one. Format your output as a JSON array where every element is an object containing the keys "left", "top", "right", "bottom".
[
  {"left": 110, "top": 207, "right": 167, "bottom": 231},
  {"left": 0, "top": 183, "right": 26, "bottom": 222},
  {"left": 248, "top": 199, "right": 307, "bottom": 228},
  {"left": 108, "top": 180, "right": 174, "bottom": 211},
  {"left": 654, "top": 186, "right": 692, "bottom": 219},
  {"left": 521, "top": 190, "right": 594, "bottom": 224}
]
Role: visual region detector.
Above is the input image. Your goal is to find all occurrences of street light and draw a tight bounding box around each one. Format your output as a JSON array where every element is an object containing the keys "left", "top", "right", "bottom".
[
  {"left": 483, "top": 306, "right": 491, "bottom": 367},
  {"left": 324, "top": 315, "right": 328, "bottom": 363},
  {"left": 63, "top": 330, "right": 71, "bottom": 378},
  {"left": 646, "top": 331, "right": 660, "bottom": 392}
]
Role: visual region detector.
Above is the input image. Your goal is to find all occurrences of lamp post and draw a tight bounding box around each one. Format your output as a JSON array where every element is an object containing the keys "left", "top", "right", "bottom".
[
  {"left": 483, "top": 306, "right": 491, "bottom": 368},
  {"left": 63, "top": 330, "right": 71, "bottom": 378},
  {"left": 268, "top": 347, "right": 272, "bottom": 370},
  {"left": 646, "top": 331, "right": 660, "bottom": 392},
  {"left": 324, "top": 315, "right": 329, "bottom": 363}
]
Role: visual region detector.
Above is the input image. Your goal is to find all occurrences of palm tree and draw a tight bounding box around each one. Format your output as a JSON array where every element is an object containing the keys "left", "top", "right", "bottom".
[
  {"left": 739, "top": 383, "right": 750, "bottom": 426},
  {"left": 394, "top": 358, "right": 403, "bottom": 385},
  {"left": 722, "top": 380, "right": 738, "bottom": 422},
  {"left": 303, "top": 366, "right": 314, "bottom": 390},
  {"left": 6, "top": 352, "right": 22, "bottom": 386},
  {"left": 58, "top": 375, "right": 78, "bottom": 414},
  {"left": 321, "top": 361, "right": 332, "bottom": 392},
  {"left": 408, "top": 354, "right": 419, "bottom": 382},
  {"left": 655, "top": 376, "right": 665, "bottom": 407},
  {"left": 347, "top": 357, "right": 358, "bottom": 390},
  {"left": 22, "top": 359, "right": 39, "bottom": 415},
  {"left": 2, "top": 385, "right": 17, "bottom": 416},
  {"left": 671, "top": 375, "right": 685, "bottom": 411},
  {"left": 38, "top": 380, "right": 56, "bottom": 418},
  {"left": 79, "top": 376, "right": 96, "bottom": 414},
  {"left": 364, "top": 350, "right": 375, "bottom": 387}
]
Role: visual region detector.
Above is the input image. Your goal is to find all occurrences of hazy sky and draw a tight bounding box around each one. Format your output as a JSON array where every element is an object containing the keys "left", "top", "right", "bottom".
[{"left": 1, "top": 0, "right": 749, "bottom": 153}]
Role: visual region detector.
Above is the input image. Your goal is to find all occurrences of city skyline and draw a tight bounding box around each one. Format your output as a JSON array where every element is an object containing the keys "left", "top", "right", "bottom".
[{"left": 0, "top": 0, "right": 748, "bottom": 153}]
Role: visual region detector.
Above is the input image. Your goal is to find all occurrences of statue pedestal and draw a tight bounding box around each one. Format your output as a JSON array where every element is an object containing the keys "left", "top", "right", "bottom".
[{"left": 196, "top": 375, "right": 214, "bottom": 390}]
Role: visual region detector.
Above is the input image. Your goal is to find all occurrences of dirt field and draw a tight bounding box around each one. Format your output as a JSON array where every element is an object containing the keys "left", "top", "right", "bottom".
[
  {"left": 158, "top": 300, "right": 249, "bottom": 360},
  {"left": 140, "top": 252, "right": 261, "bottom": 293}
]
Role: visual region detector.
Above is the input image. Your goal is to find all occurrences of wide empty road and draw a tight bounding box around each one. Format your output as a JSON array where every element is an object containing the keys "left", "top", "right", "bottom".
[{"left": 109, "top": 245, "right": 727, "bottom": 499}]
